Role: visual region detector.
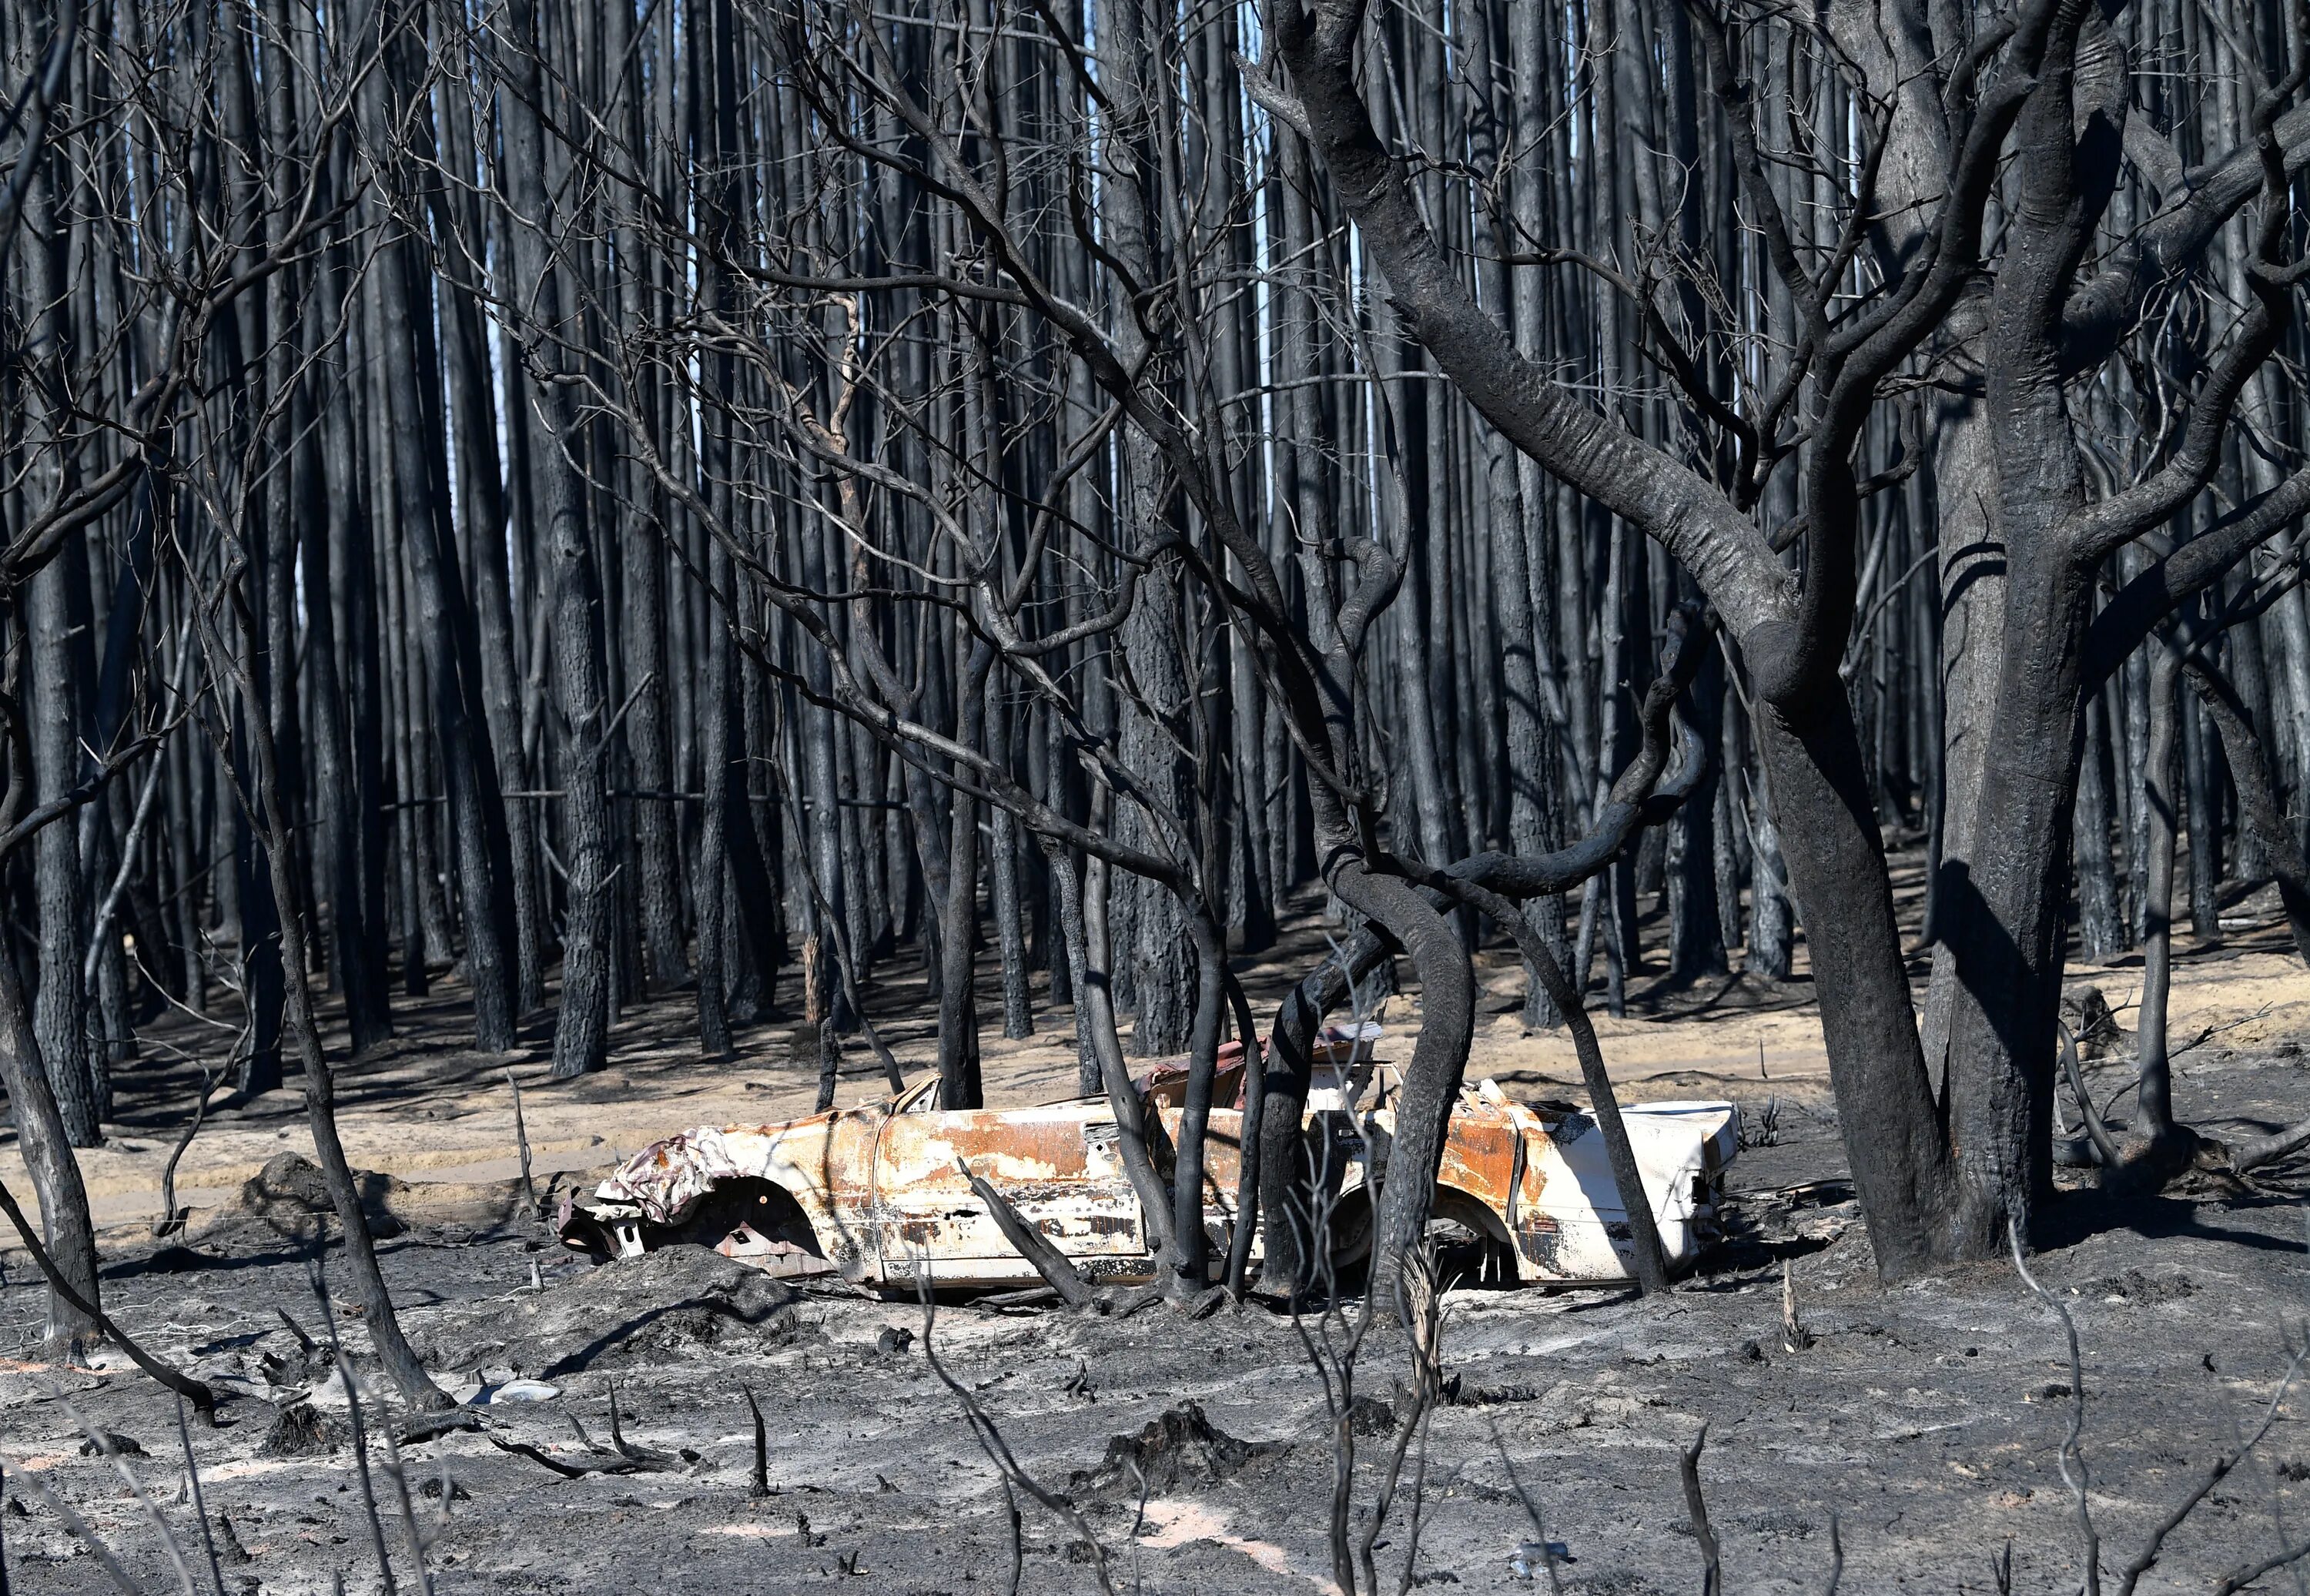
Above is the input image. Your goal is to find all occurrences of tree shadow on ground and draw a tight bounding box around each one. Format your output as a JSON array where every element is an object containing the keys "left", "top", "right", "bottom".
[{"left": 2035, "top": 1182, "right": 2310, "bottom": 1258}]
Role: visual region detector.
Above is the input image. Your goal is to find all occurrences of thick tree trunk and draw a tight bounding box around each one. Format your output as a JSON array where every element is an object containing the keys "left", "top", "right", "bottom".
[
  {"left": 1756, "top": 701, "right": 1958, "bottom": 1274},
  {"left": 1343, "top": 864, "right": 1478, "bottom": 1300},
  {"left": 1118, "top": 581, "right": 1199, "bottom": 1057},
  {"left": 1095, "top": 0, "right": 1196, "bottom": 1058},
  {"left": 1930, "top": 560, "right": 2093, "bottom": 1256}
]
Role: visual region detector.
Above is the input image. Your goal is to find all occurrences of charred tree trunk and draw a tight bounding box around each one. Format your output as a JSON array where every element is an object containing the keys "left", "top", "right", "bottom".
[{"left": 501, "top": 0, "right": 615, "bottom": 1079}]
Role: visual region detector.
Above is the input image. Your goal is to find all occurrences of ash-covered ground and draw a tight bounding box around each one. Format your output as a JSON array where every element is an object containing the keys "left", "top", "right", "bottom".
[{"left": 8, "top": 1023, "right": 2310, "bottom": 1594}]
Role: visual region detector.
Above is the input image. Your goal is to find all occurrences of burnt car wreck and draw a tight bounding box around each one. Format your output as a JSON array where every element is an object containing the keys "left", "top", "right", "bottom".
[{"left": 559, "top": 1033, "right": 1739, "bottom": 1292}]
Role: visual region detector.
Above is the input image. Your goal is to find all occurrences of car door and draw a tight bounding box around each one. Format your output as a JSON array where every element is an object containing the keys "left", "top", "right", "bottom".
[{"left": 871, "top": 1092, "right": 1152, "bottom": 1288}]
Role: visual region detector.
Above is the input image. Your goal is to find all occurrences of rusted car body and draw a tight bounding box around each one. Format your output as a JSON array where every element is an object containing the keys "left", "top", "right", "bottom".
[{"left": 560, "top": 1034, "right": 1739, "bottom": 1290}]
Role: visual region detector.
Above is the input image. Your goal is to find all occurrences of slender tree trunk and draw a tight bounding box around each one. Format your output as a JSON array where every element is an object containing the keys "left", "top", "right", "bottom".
[
  {"left": 694, "top": 528, "right": 735, "bottom": 1058},
  {"left": 0, "top": 865, "right": 99, "bottom": 1351},
  {"left": 27, "top": 546, "right": 101, "bottom": 1137},
  {"left": 2181, "top": 677, "right": 2222, "bottom": 939},
  {"left": 988, "top": 674, "right": 1033, "bottom": 1039},
  {"left": 938, "top": 641, "right": 993, "bottom": 1108},
  {"left": 2186, "top": 649, "right": 2310, "bottom": 965},
  {"left": 1669, "top": 625, "right": 1729, "bottom": 981},
  {"left": 622, "top": 479, "right": 685, "bottom": 992},
  {"left": 502, "top": 0, "right": 614, "bottom": 1078},
  {"left": 2074, "top": 691, "right": 2126, "bottom": 965},
  {"left": 1745, "top": 734, "right": 1795, "bottom": 982},
  {"left": 2134, "top": 639, "right": 2184, "bottom": 1145},
  {"left": 206, "top": 564, "right": 453, "bottom": 1412},
  {"left": 22, "top": 162, "right": 103, "bottom": 1142},
  {"left": 370, "top": 223, "right": 519, "bottom": 1050}
]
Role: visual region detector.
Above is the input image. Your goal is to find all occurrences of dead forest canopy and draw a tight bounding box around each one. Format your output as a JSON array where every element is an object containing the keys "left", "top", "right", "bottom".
[{"left": 15, "top": 0, "right": 2310, "bottom": 1385}]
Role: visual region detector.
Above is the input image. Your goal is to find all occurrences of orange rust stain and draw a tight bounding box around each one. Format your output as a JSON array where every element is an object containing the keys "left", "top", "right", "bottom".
[{"left": 1435, "top": 1110, "right": 1519, "bottom": 1206}]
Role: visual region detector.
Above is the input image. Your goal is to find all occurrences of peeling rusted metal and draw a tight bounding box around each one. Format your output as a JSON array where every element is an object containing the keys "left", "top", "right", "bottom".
[{"left": 561, "top": 1036, "right": 1738, "bottom": 1291}]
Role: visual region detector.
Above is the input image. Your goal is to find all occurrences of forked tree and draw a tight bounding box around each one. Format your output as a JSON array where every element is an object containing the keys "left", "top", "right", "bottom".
[{"left": 1270, "top": 0, "right": 2310, "bottom": 1267}]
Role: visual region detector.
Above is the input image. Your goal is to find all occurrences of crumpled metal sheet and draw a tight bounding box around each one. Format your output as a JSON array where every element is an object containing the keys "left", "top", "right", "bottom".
[{"left": 592, "top": 1126, "right": 755, "bottom": 1226}]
